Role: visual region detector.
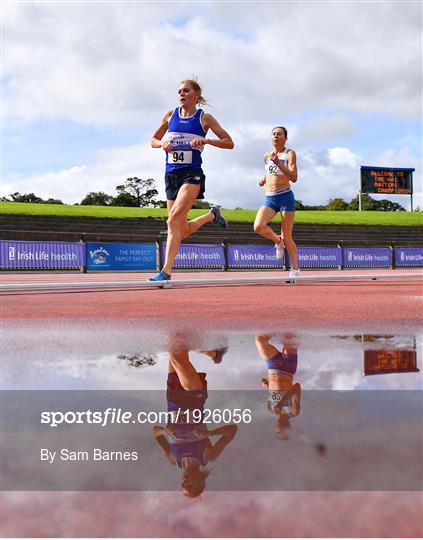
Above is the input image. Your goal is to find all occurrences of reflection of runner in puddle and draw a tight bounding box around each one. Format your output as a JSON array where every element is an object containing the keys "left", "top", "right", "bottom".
[
  {"left": 153, "top": 347, "right": 237, "bottom": 498},
  {"left": 256, "top": 334, "right": 326, "bottom": 455},
  {"left": 256, "top": 334, "right": 301, "bottom": 440}
]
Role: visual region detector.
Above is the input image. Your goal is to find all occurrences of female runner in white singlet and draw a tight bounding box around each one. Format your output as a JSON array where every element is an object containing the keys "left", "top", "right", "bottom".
[{"left": 254, "top": 126, "right": 300, "bottom": 279}]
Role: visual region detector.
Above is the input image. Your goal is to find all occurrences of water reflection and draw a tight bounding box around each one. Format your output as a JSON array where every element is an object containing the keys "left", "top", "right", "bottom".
[
  {"left": 153, "top": 342, "right": 236, "bottom": 497},
  {"left": 118, "top": 354, "right": 157, "bottom": 368},
  {"left": 256, "top": 334, "right": 301, "bottom": 439},
  {"left": 255, "top": 334, "right": 327, "bottom": 456},
  {"left": 360, "top": 335, "right": 419, "bottom": 376},
  {"left": 2, "top": 329, "right": 422, "bottom": 493},
  {"left": 2, "top": 323, "right": 421, "bottom": 390},
  {"left": 3, "top": 324, "right": 422, "bottom": 535}
]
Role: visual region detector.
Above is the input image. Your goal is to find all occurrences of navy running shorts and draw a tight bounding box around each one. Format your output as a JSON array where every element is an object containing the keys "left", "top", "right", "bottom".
[
  {"left": 166, "top": 372, "right": 208, "bottom": 412},
  {"left": 165, "top": 167, "right": 206, "bottom": 201}
]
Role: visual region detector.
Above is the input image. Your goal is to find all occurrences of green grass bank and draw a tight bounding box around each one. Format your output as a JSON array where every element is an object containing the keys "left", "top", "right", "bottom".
[{"left": 1, "top": 202, "right": 422, "bottom": 226}]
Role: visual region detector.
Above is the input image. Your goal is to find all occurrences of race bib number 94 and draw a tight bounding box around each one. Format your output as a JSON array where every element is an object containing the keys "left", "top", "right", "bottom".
[{"left": 169, "top": 150, "right": 192, "bottom": 164}]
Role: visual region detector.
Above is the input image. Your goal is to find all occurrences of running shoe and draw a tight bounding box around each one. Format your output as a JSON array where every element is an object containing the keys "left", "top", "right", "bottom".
[
  {"left": 212, "top": 347, "right": 228, "bottom": 364},
  {"left": 210, "top": 207, "right": 228, "bottom": 229},
  {"left": 148, "top": 270, "right": 171, "bottom": 282},
  {"left": 275, "top": 239, "right": 284, "bottom": 259},
  {"left": 288, "top": 268, "right": 301, "bottom": 280}
]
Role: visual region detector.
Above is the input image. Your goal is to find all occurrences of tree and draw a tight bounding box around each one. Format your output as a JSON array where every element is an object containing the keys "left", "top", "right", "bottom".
[
  {"left": 8, "top": 192, "right": 44, "bottom": 203},
  {"left": 348, "top": 194, "right": 405, "bottom": 211},
  {"left": 110, "top": 192, "right": 138, "bottom": 207},
  {"left": 44, "top": 198, "right": 64, "bottom": 205},
  {"left": 377, "top": 199, "right": 405, "bottom": 212},
  {"left": 348, "top": 194, "right": 379, "bottom": 210},
  {"left": 155, "top": 200, "right": 168, "bottom": 209},
  {"left": 80, "top": 191, "right": 113, "bottom": 206},
  {"left": 326, "top": 198, "right": 348, "bottom": 211},
  {"left": 192, "top": 200, "right": 212, "bottom": 209},
  {"left": 2, "top": 193, "right": 63, "bottom": 204},
  {"left": 115, "top": 177, "right": 159, "bottom": 207}
]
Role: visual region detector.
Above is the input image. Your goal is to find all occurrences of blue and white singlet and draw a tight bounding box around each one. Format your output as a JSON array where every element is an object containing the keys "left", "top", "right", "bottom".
[
  {"left": 264, "top": 149, "right": 291, "bottom": 176},
  {"left": 166, "top": 107, "right": 206, "bottom": 172},
  {"left": 168, "top": 424, "right": 208, "bottom": 469}
]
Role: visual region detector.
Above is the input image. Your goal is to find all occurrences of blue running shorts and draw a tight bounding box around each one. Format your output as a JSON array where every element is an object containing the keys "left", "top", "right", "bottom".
[{"left": 264, "top": 189, "right": 296, "bottom": 212}]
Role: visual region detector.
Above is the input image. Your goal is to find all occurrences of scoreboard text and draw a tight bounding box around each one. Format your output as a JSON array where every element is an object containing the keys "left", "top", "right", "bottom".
[{"left": 360, "top": 166, "right": 414, "bottom": 195}]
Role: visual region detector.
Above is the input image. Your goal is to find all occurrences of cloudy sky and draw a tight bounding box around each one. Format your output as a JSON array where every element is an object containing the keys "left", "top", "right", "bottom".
[{"left": 3, "top": 1, "right": 421, "bottom": 209}]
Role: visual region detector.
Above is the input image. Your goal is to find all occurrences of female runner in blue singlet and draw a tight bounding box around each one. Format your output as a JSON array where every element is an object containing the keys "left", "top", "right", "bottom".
[
  {"left": 254, "top": 126, "right": 300, "bottom": 280},
  {"left": 149, "top": 78, "right": 234, "bottom": 281},
  {"left": 153, "top": 346, "right": 237, "bottom": 497}
]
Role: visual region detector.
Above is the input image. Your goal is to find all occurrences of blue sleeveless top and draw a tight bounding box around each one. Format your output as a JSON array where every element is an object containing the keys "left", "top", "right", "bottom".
[
  {"left": 168, "top": 424, "right": 208, "bottom": 468},
  {"left": 266, "top": 352, "right": 298, "bottom": 376},
  {"left": 166, "top": 107, "right": 206, "bottom": 172}
]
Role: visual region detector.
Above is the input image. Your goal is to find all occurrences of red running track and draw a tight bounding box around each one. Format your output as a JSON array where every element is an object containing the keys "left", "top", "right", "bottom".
[
  {"left": 2, "top": 268, "right": 422, "bottom": 538},
  {"left": 2, "top": 268, "right": 422, "bottom": 333}
]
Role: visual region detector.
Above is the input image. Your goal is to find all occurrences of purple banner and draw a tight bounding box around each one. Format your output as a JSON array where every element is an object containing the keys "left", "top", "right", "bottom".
[
  {"left": 298, "top": 246, "right": 341, "bottom": 268},
  {"left": 0, "top": 240, "right": 84, "bottom": 269},
  {"left": 228, "top": 245, "right": 285, "bottom": 267},
  {"left": 395, "top": 247, "right": 423, "bottom": 267},
  {"left": 161, "top": 243, "right": 225, "bottom": 268},
  {"left": 343, "top": 247, "right": 392, "bottom": 268}
]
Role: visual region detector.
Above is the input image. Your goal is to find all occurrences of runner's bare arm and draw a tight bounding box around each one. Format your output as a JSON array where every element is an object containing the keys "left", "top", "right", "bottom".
[
  {"left": 258, "top": 153, "right": 267, "bottom": 186},
  {"left": 207, "top": 424, "right": 238, "bottom": 461},
  {"left": 153, "top": 426, "right": 175, "bottom": 461},
  {"left": 151, "top": 110, "right": 173, "bottom": 150},
  {"left": 272, "top": 150, "right": 298, "bottom": 182},
  {"left": 194, "top": 113, "right": 234, "bottom": 149}
]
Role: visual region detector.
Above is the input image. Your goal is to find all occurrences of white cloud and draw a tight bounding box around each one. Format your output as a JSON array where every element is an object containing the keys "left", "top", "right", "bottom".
[
  {"left": 328, "top": 147, "right": 360, "bottom": 168},
  {"left": 4, "top": 2, "right": 421, "bottom": 127},
  {"left": 1, "top": 142, "right": 164, "bottom": 204},
  {"left": 2, "top": 2, "right": 420, "bottom": 209},
  {"left": 301, "top": 115, "right": 355, "bottom": 144},
  {"left": 292, "top": 148, "right": 359, "bottom": 205},
  {"left": 3, "top": 133, "right": 420, "bottom": 210}
]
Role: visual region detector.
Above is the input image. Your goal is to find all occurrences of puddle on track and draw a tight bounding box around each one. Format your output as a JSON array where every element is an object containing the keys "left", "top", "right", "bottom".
[{"left": 2, "top": 318, "right": 422, "bottom": 537}]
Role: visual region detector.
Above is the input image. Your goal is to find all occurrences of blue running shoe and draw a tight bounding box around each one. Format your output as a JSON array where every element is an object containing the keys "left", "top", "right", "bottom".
[
  {"left": 211, "top": 206, "right": 228, "bottom": 229},
  {"left": 148, "top": 270, "right": 171, "bottom": 282}
]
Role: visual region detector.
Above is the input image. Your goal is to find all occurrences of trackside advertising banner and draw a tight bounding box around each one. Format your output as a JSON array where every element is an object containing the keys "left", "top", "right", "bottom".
[
  {"left": 343, "top": 247, "right": 392, "bottom": 268},
  {"left": 87, "top": 243, "right": 156, "bottom": 271},
  {"left": 161, "top": 243, "right": 225, "bottom": 268},
  {"left": 298, "top": 247, "right": 341, "bottom": 268},
  {"left": 0, "top": 240, "right": 84, "bottom": 268},
  {"left": 228, "top": 245, "right": 285, "bottom": 267},
  {"left": 395, "top": 247, "right": 423, "bottom": 267}
]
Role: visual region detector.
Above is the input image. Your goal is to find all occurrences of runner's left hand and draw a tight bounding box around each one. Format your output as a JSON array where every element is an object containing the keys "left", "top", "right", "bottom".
[
  {"left": 191, "top": 137, "right": 206, "bottom": 150},
  {"left": 269, "top": 151, "right": 279, "bottom": 164}
]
